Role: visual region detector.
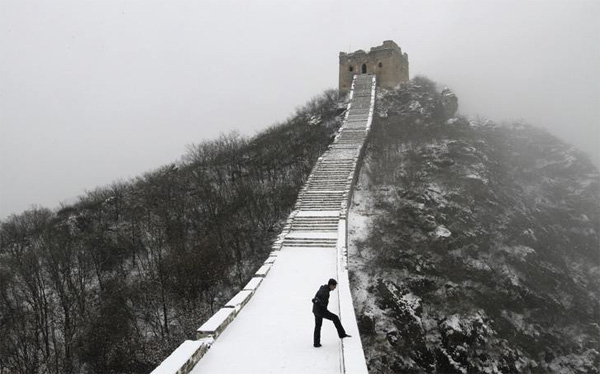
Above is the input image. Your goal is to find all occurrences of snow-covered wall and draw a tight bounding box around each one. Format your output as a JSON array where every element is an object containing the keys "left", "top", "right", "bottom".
[
  {"left": 336, "top": 75, "right": 375, "bottom": 374},
  {"left": 151, "top": 74, "right": 375, "bottom": 374}
]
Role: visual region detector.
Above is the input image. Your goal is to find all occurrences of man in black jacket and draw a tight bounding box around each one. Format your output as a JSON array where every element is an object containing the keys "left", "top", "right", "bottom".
[{"left": 312, "top": 278, "right": 351, "bottom": 347}]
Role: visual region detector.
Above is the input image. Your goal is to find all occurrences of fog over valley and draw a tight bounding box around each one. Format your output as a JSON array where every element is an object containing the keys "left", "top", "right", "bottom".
[{"left": 1, "top": 0, "right": 598, "bottom": 219}]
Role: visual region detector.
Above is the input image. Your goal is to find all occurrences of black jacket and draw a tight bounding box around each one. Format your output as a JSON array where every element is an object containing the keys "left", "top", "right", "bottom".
[{"left": 312, "top": 285, "right": 330, "bottom": 315}]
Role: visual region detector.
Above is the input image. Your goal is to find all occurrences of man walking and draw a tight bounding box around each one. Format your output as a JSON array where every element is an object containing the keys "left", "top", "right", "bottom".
[{"left": 312, "top": 278, "right": 351, "bottom": 347}]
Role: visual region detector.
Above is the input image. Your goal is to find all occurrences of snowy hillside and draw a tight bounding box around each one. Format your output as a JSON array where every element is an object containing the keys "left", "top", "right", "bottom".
[
  {"left": 0, "top": 90, "right": 344, "bottom": 374},
  {"left": 348, "top": 77, "right": 600, "bottom": 373}
]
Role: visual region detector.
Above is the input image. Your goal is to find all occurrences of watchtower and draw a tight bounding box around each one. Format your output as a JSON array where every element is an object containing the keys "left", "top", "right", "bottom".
[{"left": 339, "top": 40, "right": 409, "bottom": 93}]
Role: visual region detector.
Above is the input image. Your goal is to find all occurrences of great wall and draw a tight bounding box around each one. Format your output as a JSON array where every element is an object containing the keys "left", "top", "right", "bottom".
[{"left": 151, "top": 41, "right": 408, "bottom": 374}]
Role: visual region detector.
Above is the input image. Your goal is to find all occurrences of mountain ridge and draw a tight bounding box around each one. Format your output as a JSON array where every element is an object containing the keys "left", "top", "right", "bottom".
[{"left": 1, "top": 76, "right": 598, "bottom": 374}]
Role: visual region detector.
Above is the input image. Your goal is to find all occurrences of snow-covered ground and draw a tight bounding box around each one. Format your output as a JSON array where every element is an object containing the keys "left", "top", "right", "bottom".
[
  {"left": 190, "top": 246, "right": 344, "bottom": 374},
  {"left": 185, "top": 74, "right": 376, "bottom": 374}
]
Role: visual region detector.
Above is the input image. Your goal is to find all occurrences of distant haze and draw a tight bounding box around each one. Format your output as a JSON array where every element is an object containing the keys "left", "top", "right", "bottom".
[{"left": 1, "top": 0, "right": 598, "bottom": 219}]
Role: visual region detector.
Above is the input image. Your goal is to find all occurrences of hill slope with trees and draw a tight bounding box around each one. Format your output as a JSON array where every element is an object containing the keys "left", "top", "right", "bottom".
[
  {"left": 2, "top": 78, "right": 598, "bottom": 374},
  {"left": 0, "top": 90, "right": 343, "bottom": 374}
]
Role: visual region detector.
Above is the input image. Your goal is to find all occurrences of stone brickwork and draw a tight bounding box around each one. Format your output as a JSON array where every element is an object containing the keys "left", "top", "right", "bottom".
[{"left": 339, "top": 40, "right": 408, "bottom": 92}]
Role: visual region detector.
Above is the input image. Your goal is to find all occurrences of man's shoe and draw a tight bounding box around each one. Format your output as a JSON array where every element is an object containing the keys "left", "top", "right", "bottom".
[
  {"left": 340, "top": 334, "right": 352, "bottom": 339},
  {"left": 314, "top": 343, "right": 322, "bottom": 348}
]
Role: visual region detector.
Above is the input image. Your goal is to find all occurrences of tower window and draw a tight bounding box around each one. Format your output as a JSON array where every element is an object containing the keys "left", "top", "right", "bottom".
[
  {"left": 378, "top": 62, "right": 383, "bottom": 68},
  {"left": 349, "top": 66, "right": 353, "bottom": 72},
  {"left": 361, "top": 64, "right": 367, "bottom": 74}
]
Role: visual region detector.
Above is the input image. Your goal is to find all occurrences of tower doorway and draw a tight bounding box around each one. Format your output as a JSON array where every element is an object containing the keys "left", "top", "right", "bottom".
[{"left": 361, "top": 64, "right": 367, "bottom": 74}]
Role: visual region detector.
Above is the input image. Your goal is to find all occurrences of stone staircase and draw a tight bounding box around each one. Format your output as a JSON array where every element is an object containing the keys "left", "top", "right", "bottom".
[
  {"left": 281, "top": 75, "right": 374, "bottom": 252},
  {"left": 289, "top": 215, "right": 339, "bottom": 231},
  {"left": 151, "top": 74, "right": 376, "bottom": 374}
]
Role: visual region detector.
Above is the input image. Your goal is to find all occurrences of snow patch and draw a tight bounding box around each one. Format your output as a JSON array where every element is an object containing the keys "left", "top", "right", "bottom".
[
  {"left": 465, "top": 173, "right": 484, "bottom": 181},
  {"left": 501, "top": 310, "right": 539, "bottom": 338},
  {"left": 465, "top": 258, "right": 492, "bottom": 272},
  {"left": 308, "top": 115, "right": 321, "bottom": 125},
  {"left": 408, "top": 100, "right": 425, "bottom": 114},
  {"left": 384, "top": 281, "right": 422, "bottom": 325},
  {"left": 443, "top": 315, "right": 462, "bottom": 333},
  {"left": 469, "top": 118, "right": 492, "bottom": 127},
  {"left": 433, "top": 225, "right": 451, "bottom": 238},
  {"left": 499, "top": 245, "right": 535, "bottom": 260}
]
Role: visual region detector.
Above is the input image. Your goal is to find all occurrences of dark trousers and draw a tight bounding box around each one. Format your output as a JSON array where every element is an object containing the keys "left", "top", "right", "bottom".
[{"left": 313, "top": 310, "right": 346, "bottom": 345}]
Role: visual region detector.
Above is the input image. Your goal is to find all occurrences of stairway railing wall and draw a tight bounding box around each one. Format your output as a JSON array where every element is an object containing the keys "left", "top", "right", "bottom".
[{"left": 336, "top": 74, "right": 375, "bottom": 374}]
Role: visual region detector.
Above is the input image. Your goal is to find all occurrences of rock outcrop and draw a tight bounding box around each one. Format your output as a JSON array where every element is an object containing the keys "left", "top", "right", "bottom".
[{"left": 350, "top": 77, "right": 600, "bottom": 374}]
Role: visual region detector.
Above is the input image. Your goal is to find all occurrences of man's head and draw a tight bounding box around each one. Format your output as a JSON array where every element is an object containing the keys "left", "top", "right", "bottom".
[{"left": 328, "top": 278, "right": 337, "bottom": 290}]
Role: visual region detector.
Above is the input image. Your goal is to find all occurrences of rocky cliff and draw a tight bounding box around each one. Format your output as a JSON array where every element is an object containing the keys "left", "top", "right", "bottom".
[{"left": 349, "top": 77, "right": 600, "bottom": 373}]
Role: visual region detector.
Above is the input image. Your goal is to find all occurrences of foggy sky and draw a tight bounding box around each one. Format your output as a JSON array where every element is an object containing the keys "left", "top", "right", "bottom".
[{"left": 1, "top": 0, "right": 599, "bottom": 219}]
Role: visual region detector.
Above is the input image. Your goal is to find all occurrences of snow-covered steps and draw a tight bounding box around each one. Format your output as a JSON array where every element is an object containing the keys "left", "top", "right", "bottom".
[
  {"left": 295, "top": 210, "right": 340, "bottom": 217},
  {"left": 155, "top": 74, "right": 375, "bottom": 374},
  {"left": 308, "top": 169, "right": 353, "bottom": 175},
  {"left": 282, "top": 239, "right": 338, "bottom": 248},
  {"left": 349, "top": 102, "right": 371, "bottom": 110},
  {"left": 308, "top": 169, "right": 354, "bottom": 176},
  {"left": 306, "top": 175, "right": 351, "bottom": 182},
  {"left": 345, "top": 115, "right": 369, "bottom": 123},
  {"left": 298, "top": 191, "right": 345, "bottom": 199},
  {"left": 282, "top": 232, "right": 338, "bottom": 248},
  {"left": 305, "top": 183, "right": 350, "bottom": 191},
  {"left": 289, "top": 216, "right": 339, "bottom": 231},
  {"left": 347, "top": 108, "right": 370, "bottom": 115},
  {"left": 295, "top": 204, "right": 343, "bottom": 211},
  {"left": 310, "top": 165, "right": 354, "bottom": 172},
  {"left": 295, "top": 200, "right": 346, "bottom": 211}
]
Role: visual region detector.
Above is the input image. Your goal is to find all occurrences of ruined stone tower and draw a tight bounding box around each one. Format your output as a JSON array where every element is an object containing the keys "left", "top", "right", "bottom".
[{"left": 339, "top": 40, "right": 409, "bottom": 92}]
